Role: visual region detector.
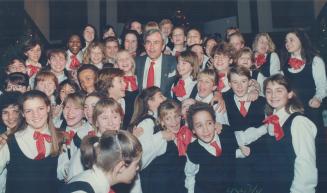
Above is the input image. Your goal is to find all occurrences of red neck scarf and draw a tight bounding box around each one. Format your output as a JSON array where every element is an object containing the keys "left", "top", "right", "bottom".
[
  {"left": 33, "top": 131, "right": 52, "bottom": 160},
  {"left": 27, "top": 65, "right": 40, "bottom": 77},
  {"left": 263, "top": 114, "right": 284, "bottom": 141},
  {"left": 217, "top": 72, "right": 225, "bottom": 92},
  {"left": 124, "top": 75, "right": 138, "bottom": 91},
  {"left": 176, "top": 125, "right": 193, "bottom": 156},
  {"left": 255, "top": 54, "right": 266, "bottom": 68},
  {"left": 70, "top": 55, "right": 81, "bottom": 70},
  {"left": 288, "top": 58, "right": 304, "bottom": 70},
  {"left": 63, "top": 130, "right": 75, "bottom": 146},
  {"left": 172, "top": 79, "right": 187, "bottom": 97}
]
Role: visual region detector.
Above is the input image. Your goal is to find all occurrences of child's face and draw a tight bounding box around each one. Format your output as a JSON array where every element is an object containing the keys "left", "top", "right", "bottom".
[
  {"left": 177, "top": 58, "right": 193, "bottom": 77},
  {"left": 103, "top": 28, "right": 116, "bottom": 39},
  {"left": 79, "top": 69, "right": 96, "bottom": 93},
  {"left": 83, "top": 26, "right": 95, "bottom": 43},
  {"left": 49, "top": 53, "right": 66, "bottom": 74},
  {"left": 25, "top": 44, "right": 41, "bottom": 63},
  {"left": 90, "top": 47, "right": 104, "bottom": 65},
  {"left": 256, "top": 36, "right": 269, "bottom": 54},
  {"left": 117, "top": 52, "right": 134, "bottom": 73},
  {"left": 6, "top": 82, "right": 28, "bottom": 93},
  {"left": 2, "top": 105, "right": 19, "bottom": 129},
  {"left": 7, "top": 60, "right": 26, "bottom": 74},
  {"left": 96, "top": 107, "right": 122, "bottom": 133},
  {"left": 63, "top": 100, "right": 84, "bottom": 128},
  {"left": 108, "top": 76, "right": 126, "bottom": 100},
  {"left": 172, "top": 28, "right": 185, "bottom": 45},
  {"left": 237, "top": 53, "right": 252, "bottom": 69},
  {"left": 36, "top": 79, "right": 56, "bottom": 97},
  {"left": 229, "top": 73, "right": 250, "bottom": 98},
  {"left": 229, "top": 35, "right": 244, "bottom": 51},
  {"left": 117, "top": 156, "right": 141, "bottom": 184},
  {"left": 84, "top": 96, "right": 100, "bottom": 124},
  {"left": 190, "top": 45, "right": 204, "bottom": 62},
  {"left": 197, "top": 75, "right": 216, "bottom": 98},
  {"left": 161, "top": 109, "right": 181, "bottom": 133},
  {"left": 68, "top": 35, "right": 82, "bottom": 55},
  {"left": 181, "top": 99, "right": 196, "bottom": 119},
  {"left": 192, "top": 110, "right": 216, "bottom": 143},
  {"left": 23, "top": 97, "right": 50, "bottom": 130},
  {"left": 187, "top": 30, "right": 202, "bottom": 46},
  {"left": 59, "top": 84, "right": 75, "bottom": 102},
  {"left": 265, "top": 81, "right": 293, "bottom": 111},
  {"left": 148, "top": 92, "right": 167, "bottom": 112},
  {"left": 160, "top": 23, "right": 173, "bottom": 38},
  {"left": 213, "top": 53, "right": 232, "bottom": 72},
  {"left": 205, "top": 39, "right": 217, "bottom": 56},
  {"left": 124, "top": 34, "right": 138, "bottom": 53},
  {"left": 131, "top": 21, "right": 142, "bottom": 34},
  {"left": 105, "top": 41, "right": 119, "bottom": 58},
  {"left": 285, "top": 32, "right": 301, "bottom": 54}
]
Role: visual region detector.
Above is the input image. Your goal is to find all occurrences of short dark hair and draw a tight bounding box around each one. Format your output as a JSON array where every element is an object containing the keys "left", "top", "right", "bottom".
[
  {"left": 5, "top": 72, "right": 29, "bottom": 88},
  {"left": 187, "top": 102, "right": 216, "bottom": 130}
]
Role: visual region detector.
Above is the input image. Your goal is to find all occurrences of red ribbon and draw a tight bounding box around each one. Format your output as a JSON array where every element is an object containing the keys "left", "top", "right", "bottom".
[
  {"left": 263, "top": 114, "right": 284, "bottom": 141},
  {"left": 63, "top": 130, "right": 75, "bottom": 145},
  {"left": 124, "top": 76, "right": 138, "bottom": 91},
  {"left": 70, "top": 55, "right": 81, "bottom": 70},
  {"left": 255, "top": 54, "right": 266, "bottom": 68},
  {"left": 88, "top": 130, "right": 96, "bottom": 136},
  {"left": 210, "top": 141, "right": 222, "bottom": 157},
  {"left": 172, "top": 79, "right": 186, "bottom": 97},
  {"left": 217, "top": 73, "right": 225, "bottom": 92},
  {"left": 27, "top": 65, "right": 40, "bottom": 77},
  {"left": 288, "top": 58, "right": 304, "bottom": 70},
  {"left": 176, "top": 126, "right": 193, "bottom": 156},
  {"left": 33, "top": 131, "right": 52, "bottom": 160}
]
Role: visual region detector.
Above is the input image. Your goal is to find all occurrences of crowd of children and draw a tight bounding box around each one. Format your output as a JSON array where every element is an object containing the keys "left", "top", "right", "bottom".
[{"left": 0, "top": 18, "right": 326, "bottom": 193}]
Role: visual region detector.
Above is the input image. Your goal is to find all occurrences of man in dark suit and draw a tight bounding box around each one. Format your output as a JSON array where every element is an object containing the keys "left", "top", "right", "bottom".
[{"left": 135, "top": 29, "right": 177, "bottom": 97}]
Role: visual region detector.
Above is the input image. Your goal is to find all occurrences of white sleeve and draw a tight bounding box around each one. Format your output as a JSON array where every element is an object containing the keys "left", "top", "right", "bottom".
[
  {"left": 137, "top": 119, "right": 167, "bottom": 169},
  {"left": 0, "top": 144, "right": 10, "bottom": 174},
  {"left": 269, "top": 52, "right": 281, "bottom": 75},
  {"left": 234, "top": 124, "right": 268, "bottom": 146},
  {"left": 235, "top": 149, "right": 246, "bottom": 158},
  {"left": 184, "top": 155, "right": 199, "bottom": 193},
  {"left": 312, "top": 56, "right": 327, "bottom": 101},
  {"left": 57, "top": 149, "right": 70, "bottom": 180},
  {"left": 215, "top": 110, "right": 229, "bottom": 126},
  {"left": 67, "top": 149, "right": 84, "bottom": 181},
  {"left": 290, "top": 116, "right": 317, "bottom": 193}
]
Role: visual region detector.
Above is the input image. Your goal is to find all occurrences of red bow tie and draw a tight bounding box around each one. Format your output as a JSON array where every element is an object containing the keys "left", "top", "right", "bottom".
[
  {"left": 255, "top": 54, "right": 266, "bottom": 68},
  {"left": 33, "top": 131, "right": 52, "bottom": 160},
  {"left": 172, "top": 79, "right": 186, "bottom": 97},
  {"left": 123, "top": 76, "right": 138, "bottom": 91},
  {"left": 27, "top": 65, "right": 40, "bottom": 77},
  {"left": 88, "top": 130, "right": 96, "bottom": 136},
  {"left": 263, "top": 114, "right": 284, "bottom": 141},
  {"left": 70, "top": 55, "right": 81, "bottom": 70},
  {"left": 176, "top": 125, "right": 193, "bottom": 156},
  {"left": 217, "top": 73, "right": 225, "bottom": 92},
  {"left": 288, "top": 58, "right": 304, "bottom": 70},
  {"left": 63, "top": 130, "right": 75, "bottom": 145}
]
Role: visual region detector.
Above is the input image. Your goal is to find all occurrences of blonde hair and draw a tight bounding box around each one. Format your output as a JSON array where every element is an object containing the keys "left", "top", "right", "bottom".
[
  {"left": 158, "top": 100, "right": 181, "bottom": 123},
  {"left": 83, "top": 41, "right": 105, "bottom": 64},
  {"left": 252, "top": 32, "right": 276, "bottom": 53},
  {"left": 197, "top": 69, "right": 217, "bottom": 85},
  {"left": 63, "top": 92, "right": 85, "bottom": 110},
  {"left": 116, "top": 49, "right": 136, "bottom": 74}
]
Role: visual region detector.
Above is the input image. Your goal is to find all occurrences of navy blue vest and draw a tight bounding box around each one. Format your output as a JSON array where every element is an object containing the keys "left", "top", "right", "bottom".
[
  {"left": 140, "top": 141, "right": 187, "bottom": 193},
  {"left": 187, "top": 128, "right": 237, "bottom": 193},
  {"left": 265, "top": 112, "right": 301, "bottom": 193},
  {"left": 6, "top": 136, "right": 59, "bottom": 193}
]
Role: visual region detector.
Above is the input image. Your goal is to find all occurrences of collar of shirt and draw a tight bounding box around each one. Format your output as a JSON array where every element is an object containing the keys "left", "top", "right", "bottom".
[
  {"left": 267, "top": 107, "right": 291, "bottom": 136},
  {"left": 94, "top": 63, "right": 103, "bottom": 69},
  {"left": 195, "top": 93, "right": 214, "bottom": 104},
  {"left": 233, "top": 94, "right": 251, "bottom": 111},
  {"left": 117, "top": 98, "right": 126, "bottom": 113},
  {"left": 198, "top": 134, "right": 221, "bottom": 156},
  {"left": 148, "top": 110, "right": 158, "bottom": 119}
]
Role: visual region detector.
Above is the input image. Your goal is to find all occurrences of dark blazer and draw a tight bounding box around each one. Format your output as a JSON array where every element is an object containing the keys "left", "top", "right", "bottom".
[{"left": 135, "top": 54, "right": 177, "bottom": 97}]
